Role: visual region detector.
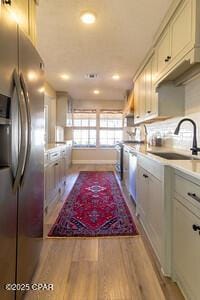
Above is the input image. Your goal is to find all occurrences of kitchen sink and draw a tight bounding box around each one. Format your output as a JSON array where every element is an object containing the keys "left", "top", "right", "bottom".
[{"left": 148, "top": 152, "right": 200, "bottom": 160}]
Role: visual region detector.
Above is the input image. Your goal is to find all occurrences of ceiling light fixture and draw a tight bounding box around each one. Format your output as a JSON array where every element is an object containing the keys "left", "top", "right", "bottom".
[
  {"left": 80, "top": 12, "right": 96, "bottom": 24},
  {"left": 93, "top": 89, "right": 100, "bottom": 95},
  {"left": 112, "top": 74, "right": 120, "bottom": 80},
  {"left": 61, "top": 74, "right": 70, "bottom": 80}
]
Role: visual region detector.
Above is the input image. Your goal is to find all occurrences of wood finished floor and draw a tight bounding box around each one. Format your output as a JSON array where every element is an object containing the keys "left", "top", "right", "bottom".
[{"left": 25, "top": 164, "right": 184, "bottom": 300}]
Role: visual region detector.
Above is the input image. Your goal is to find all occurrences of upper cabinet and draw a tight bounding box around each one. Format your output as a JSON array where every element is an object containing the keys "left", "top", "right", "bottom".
[
  {"left": 134, "top": 54, "right": 159, "bottom": 124},
  {"left": 134, "top": 53, "right": 185, "bottom": 125},
  {"left": 156, "top": 27, "right": 171, "bottom": 76},
  {"left": 123, "top": 89, "right": 134, "bottom": 117},
  {"left": 133, "top": 0, "right": 200, "bottom": 124},
  {"left": 155, "top": 0, "right": 200, "bottom": 83},
  {"left": 56, "top": 92, "right": 73, "bottom": 127},
  {"left": 3, "top": 0, "right": 37, "bottom": 45}
]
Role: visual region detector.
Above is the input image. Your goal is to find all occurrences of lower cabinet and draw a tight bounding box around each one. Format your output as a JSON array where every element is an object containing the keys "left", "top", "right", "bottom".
[
  {"left": 137, "top": 163, "right": 163, "bottom": 262},
  {"left": 44, "top": 145, "right": 71, "bottom": 213},
  {"left": 173, "top": 172, "right": 200, "bottom": 300}
]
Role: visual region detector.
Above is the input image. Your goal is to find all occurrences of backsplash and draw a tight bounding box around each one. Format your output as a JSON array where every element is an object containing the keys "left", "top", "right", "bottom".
[{"left": 146, "top": 75, "right": 200, "bottom": 152}]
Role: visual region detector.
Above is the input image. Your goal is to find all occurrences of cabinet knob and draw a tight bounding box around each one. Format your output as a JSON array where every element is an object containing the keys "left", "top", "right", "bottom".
[
  {"left": 2, "top": 0, "right": 12, "bottom": 5},
  {"left": 136, "top": 116, "right": 140, "bottom": 119},
  {"left": 192, "top": 224, "right": 200, "bottom": 232},
  {"left": 143, "top": 174, "right": 148, "bottom": 178},
  {"left": 165, "top": 56, "right": 171, "bottom": 62},
  {"left": 147, "top": 110, "right": 151, "bottom": 114},
  {"left": 187, "top": 192, "right": 200, "bottom": 203}
]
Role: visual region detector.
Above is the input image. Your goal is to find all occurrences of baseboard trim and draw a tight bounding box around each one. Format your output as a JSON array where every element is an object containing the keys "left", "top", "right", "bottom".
[{"left": 72, "top": 160, "right": 116, "bottom": 165}]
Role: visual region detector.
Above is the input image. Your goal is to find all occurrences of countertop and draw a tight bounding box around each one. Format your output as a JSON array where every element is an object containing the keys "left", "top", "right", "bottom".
[
  {"left": 123, "top": 143, "right": 200, "bottom": 180},
  {"left": 44, "top": 141, "right": 72, "bottom": 152}
]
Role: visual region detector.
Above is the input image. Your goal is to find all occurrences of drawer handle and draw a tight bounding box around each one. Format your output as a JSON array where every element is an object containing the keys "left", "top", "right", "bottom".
[
  {"left": 143, "top": 174, "right": 148, "bottom": 178},
  {"left": 147, "top": 110, "right": 151, "bottom": 114},
  {"left": 165, "top": 56, "right": 171, "bottom": 62},
  {"left": 136, "top": 116, "right": 140, "bottom": 118},
  {"left": 192, "top": 224, "right": 200, "bottom": 233},
  {"left": 54, "top": 163, "right": 59, "bottom": 166},
  {"left": 187, "top": 192, "right": 200, "bottom": 203}
]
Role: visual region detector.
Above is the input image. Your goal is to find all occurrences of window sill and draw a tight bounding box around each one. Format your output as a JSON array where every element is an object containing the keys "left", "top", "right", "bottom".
[{"left": 72, "top": 147, "right": 115, "bottom": 150}]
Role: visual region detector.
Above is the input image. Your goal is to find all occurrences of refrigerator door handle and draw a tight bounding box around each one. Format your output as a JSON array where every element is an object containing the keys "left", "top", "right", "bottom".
[
  {"left": 20, "top": 73, "right": 31, "bottom": 183},
  {"left": 13, "top": 69, "right": 28, "bottom": 192}
]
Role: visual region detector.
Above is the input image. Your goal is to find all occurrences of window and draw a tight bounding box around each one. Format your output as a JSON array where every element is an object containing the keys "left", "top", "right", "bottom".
[
  {"left": 73, "top": 110, "right": 96, "bottom": 147},
  {"left": 99, "top": 111, "right": 123, "bottom": 146}
]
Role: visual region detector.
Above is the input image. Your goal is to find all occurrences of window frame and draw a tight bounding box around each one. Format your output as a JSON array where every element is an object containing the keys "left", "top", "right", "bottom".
[
  {"left": 72, "top": 109, "right": 123, "bottom": 148},
  {"left": 99, "top": 110, "right": 123, "bottom": 147},
  {"left": 73, "top": 110, "right": 97, "bottom": 148}
]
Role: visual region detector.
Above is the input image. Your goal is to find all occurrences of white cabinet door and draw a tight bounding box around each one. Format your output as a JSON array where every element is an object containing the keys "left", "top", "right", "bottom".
[
  {"left": 156, "top": 27, "right": 171, "bottom": 75},
  {"left": 134, "top": 77, "right": 140, "bottom": 122},
  {"left": 148, "top": 174, "right": 163, "bottom": 260},
  {"left": 144, "top": 59, "right": 152, "bottom": 116},
  {"left": 136, "top": 166, "right": 149, "bottom": 224},
  {"left": 139, "top": 69, "right": 146, "bottom": 120},
  {"left": 151, "top": 54, "right": 158, "bottom": 116},
  {"left": 170, "top": 0, "right": 193, "bottom": 65},
  {"left": 173, "top": 199, "right": 200, "bottom": 300},
  {"left": 134, "top": 72, "right": 145, "bottom": 124}
]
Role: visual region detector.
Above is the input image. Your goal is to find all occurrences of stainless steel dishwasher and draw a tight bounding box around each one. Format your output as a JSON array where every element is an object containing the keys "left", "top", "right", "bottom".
[{"left": 129, "top": 150, "right": 137, "bottom": 203}]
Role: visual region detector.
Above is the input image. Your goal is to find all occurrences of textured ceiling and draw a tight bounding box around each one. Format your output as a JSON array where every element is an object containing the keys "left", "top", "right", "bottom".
[{"left": 36, "top": 0, "right": 172, "bottom": 101}]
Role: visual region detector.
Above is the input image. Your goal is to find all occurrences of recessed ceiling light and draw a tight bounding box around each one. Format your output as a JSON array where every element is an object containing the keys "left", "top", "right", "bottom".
[
  {"left": 27, "top": 71, "right": 38, "bottom": 81},
  {"left": 85, "top": 73, "right": 98, "bottom": 79},
  {"left": 93, "top": 89, "right": 100, "bottom": 94},
  {"left": 61, "top": 74, "right": 70, "bottom": 80},
  {"left": 80, "top": 12, "right": 96, "bottom": 24},
  {"left": 112, "top": 74, "right": 120, "bottom": 80}
]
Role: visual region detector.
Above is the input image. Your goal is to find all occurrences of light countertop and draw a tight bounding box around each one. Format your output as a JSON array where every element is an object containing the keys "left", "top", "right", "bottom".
[
  {"left": 44, "top": 140, "right": 72, "bottom": 152},
  {"left": 124, "top": 143, "right": 200, "bottom": 180}
]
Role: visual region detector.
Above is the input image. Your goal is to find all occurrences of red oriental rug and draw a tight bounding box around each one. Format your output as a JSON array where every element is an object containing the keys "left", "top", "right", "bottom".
[{"left": 48, "top": 171, "right": 138, "bottom": 237}]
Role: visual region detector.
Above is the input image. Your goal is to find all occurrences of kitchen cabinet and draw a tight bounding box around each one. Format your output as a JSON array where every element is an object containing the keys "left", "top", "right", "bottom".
[
  {"left": 6, "top": 0, "right": 37, "bottom": 45},
  {"left": 129, "top": 151, "right": 137, "bottom": 201},
  {"left": 136, "top": 166, "right": 149, "bottom": 222},
  {"left": 56, "top": 92, "right": 73, "bottom": 127},
  {"left": 44, "top": 145, "right": 72, "bottom": 213},
  {"left": 155, "top": 0, "right": 200, "bottom": 83},
  {"left": 173, "top": 172, "right": 200, "bottom": 300},
  {"left": 134, "top": 55, "right": 156, "bottom": 124},
  {"left": 123, "top": 89, "right": 134, "bottom": 117},
  {"left": 133, "top": 76, "right": 140, "bottom": 121},
  {"left": 136, "top": 161, "right": 163, "bottom": 261},
  {"left": 156, "top": 27, "right": 171, "bottom": 76},
  {"left": 134, "top": 53, "right": 185, "bottom": 125}
]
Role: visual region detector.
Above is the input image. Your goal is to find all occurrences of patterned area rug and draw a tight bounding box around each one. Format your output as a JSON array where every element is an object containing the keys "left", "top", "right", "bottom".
[{"left": 48, "top": 171, "right": 138, "bottom": 237}]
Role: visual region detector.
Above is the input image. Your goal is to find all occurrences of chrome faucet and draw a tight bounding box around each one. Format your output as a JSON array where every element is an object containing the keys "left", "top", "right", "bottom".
[{"left": 174, "top": 118, "right": 200, "bottom": 155}]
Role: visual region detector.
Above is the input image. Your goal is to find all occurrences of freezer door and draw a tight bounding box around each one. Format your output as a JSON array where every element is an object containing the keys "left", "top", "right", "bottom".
[
  {"left": 0, "top": 169, "right": 17, "bottom": 300},
  {"left": 0, "top": 6, "right": 18, "bottom": 97},
  {"left": 0, "top": 6, "right": 18, "bottom": 300},
  {"left": 16, "top": 29, "right": 44, "bottom": 298}
]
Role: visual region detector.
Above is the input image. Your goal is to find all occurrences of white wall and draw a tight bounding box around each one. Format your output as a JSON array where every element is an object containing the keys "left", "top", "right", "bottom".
[
  {"left": 44, "top": 82, "right": 57, "bottom": 143},
  {"left": 69, "top": 99, "right": 124, "bottom": 164},
  {"left": 146, "top": 75, "right": 200, "bottom": 154}
]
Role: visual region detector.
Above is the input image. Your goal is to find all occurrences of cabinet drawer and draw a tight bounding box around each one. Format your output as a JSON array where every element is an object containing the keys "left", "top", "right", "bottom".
[
  {"left": 138, "top": 155, "right": 162, "bottom": 180},
  {"left": 174, "top": 174, "right": 200, "bottom": 211},
  {"left": 49, "top": 151, "right": 60, "bottom": 161},
  {"left": 60, "top": 148, "right": 67, "bottom": 157},
  {"left": 173, "top": 199, "right": 200, "bottom": 300}
]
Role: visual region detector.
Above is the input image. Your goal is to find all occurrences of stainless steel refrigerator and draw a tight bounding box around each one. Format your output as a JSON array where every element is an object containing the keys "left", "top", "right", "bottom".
[{"left": 0, "top": 5, "right": 44, "bottom": 300}]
